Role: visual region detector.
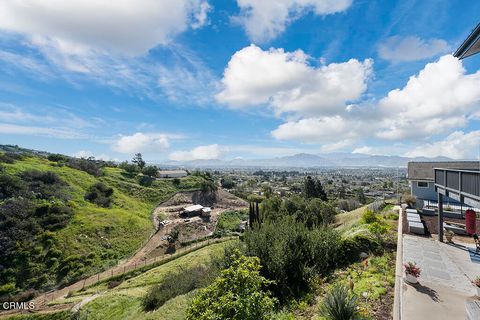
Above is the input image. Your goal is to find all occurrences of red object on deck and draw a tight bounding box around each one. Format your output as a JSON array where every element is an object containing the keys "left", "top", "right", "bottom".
[{"left": 465, "top": 209, "right": 476, "bottom": 235}]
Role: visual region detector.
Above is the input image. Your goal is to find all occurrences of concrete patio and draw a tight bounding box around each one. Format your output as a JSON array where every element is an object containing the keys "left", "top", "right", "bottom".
[{"left": 401, "top": 234, "right": 479, "bottom": 319}]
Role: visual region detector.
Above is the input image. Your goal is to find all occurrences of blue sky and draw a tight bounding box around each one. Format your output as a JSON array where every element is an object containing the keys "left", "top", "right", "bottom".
[{"left": 0, "top": 0, "right": 479, "bottom": 162}]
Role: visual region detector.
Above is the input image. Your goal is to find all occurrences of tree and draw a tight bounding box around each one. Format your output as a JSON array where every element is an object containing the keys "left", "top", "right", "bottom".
[
  {"left": 119, "top": 161, "right": 139, "bottom": 174},
  {"left": 220, "top": 176, "right": 235, "bottom": 189},
  {"left": 132, "top": 153, "right": 146, "bottom": 170},
  {"left": 338, "top": 184, "right": 346, "bottom": 199},
  {"left": 304, "top": 176, "right": 327, "bottom": 200},
  {"left": 315, "top": 179, "right": 328, "bottom": 201},
  {"left": 142, "top": 165, "right": 158, "bottom": 178},
  {"left": 356, "top": 188, "right": 366, "bottom": 204},
  {"left": 304, "top": 176, "right": 317, "bottom": 198},
  {"left": 186, "top": 251, "right": 277, "bottom": 320}
]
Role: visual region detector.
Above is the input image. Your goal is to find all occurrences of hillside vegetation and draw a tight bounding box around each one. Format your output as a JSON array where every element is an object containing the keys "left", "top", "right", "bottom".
[{"left": 0, "top": 151, "right": 204, "bottom": 297}]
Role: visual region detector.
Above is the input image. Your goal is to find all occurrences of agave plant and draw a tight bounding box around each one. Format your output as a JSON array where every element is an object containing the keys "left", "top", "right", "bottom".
[{"left": 319, "top": 285, "right": 359, "bottom": 320}]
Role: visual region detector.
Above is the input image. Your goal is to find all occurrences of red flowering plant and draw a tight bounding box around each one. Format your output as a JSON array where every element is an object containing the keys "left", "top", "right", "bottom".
[
  {"left": 472, "top": 276, "right": 480, "bottom": 288},
  {"left": 404, "top": 262, "right": 421, "bottom": 278}
]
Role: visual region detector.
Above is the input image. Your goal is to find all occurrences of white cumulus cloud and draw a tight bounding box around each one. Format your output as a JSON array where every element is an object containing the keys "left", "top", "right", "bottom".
[
  {"left": 235, "top": 0, "right": 352, "bottom": 42},
  {"left": 73, "top": 150, "right": 115, "bottom": 161},
  {"left": 112, "top": 132, "right": 171, "bottom": 154},
  {"left": 169, "top": 144, "right": 223, "bottom": 161},
  {"left": 378, "top": 36, "right": 450, "bottom": 62},
  {"left": 0, "top": 0, "right": 210, "bottom": 55},
  {"left": 404, "top": 131, "right": 480, "bottom": 159},
  {"left": 377, "top": 54, "right": 480, "bottom": 140},
  {"left": 216, "top": 45, "right": 373, "bottom": 117}
]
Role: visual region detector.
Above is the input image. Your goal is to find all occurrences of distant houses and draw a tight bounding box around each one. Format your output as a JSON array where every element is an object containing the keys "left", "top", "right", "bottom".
[{"left": 157, "top": 170, "right": 187, "bottom": 179}]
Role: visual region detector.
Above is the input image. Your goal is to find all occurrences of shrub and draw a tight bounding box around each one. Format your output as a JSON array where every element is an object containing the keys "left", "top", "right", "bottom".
[
  {"left": 319, "top": 285, "right": 359, "bottom": 320},
  {"left": 143, "top": 265, "right": 215, "bottom": 311},
  {"left": 221, "top": 177, "right": 235, "bottom": 189},
  {"left": 138, "top": 175, "right": 154, "bottom": 187},
  {"left": 0, "top": 173, "right": 26, "bottom": 199},
  {"left": 84, "top": 182, "right": 114, "bottom": 208},
  {"left": 47, "top": 154, "right": 67, "bottom": 162},
  {"left": 338, "top": 234, "right": 381, "bottom": 265},
  {"left": 361, "top": 208, "right": 378, "bottom": 224},
  {"left": 403, "top": 194, "right": 416, "bottom": 208},
  {"left": 0, "top": 152, "right": 23, "bottom": 164},
  {"left": 67, "top": 158, "right": 102, "bottom": 176},
  {"left": 186, "top": 251, "right": 277, "bottom": 320},
  {"left": 245, "top": 216, "right": 342, "bottom": 299},
  {"left": 119, "top": 161, "right": 139, "bottom": 174},
  {"left": 142, "top": 165, "right": 158, "bottom": 178}
]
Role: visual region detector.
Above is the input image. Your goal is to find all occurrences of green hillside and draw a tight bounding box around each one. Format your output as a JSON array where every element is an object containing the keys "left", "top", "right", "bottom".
[{"left": 0, "top": 152, "right": 204, "bottom": 297}]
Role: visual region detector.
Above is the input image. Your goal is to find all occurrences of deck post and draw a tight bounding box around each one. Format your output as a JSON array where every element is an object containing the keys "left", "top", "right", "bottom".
[{"left": 438, "top": 193, "right": 444, "bottom": 242}]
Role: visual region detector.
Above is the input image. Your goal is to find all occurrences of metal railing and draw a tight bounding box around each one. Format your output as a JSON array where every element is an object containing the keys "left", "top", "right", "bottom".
[{"left": 434, "top": 168, "right": 480, "bottom": 201}]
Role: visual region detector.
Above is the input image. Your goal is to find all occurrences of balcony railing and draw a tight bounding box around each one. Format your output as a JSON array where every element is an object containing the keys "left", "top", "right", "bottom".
[{"left": 434, "top": 168, "right": 480, "bottom": 205}]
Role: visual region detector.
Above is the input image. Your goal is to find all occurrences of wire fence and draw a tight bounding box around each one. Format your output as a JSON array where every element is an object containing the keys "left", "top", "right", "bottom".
[{"left": 36, "top": 236, "right": 237, "bottom": 307}]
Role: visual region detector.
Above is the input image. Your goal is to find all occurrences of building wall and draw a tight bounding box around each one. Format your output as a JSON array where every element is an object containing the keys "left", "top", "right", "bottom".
[
  {"left": 410, "top": 180, "right": 460, "bottom": 204},
  {"left": 410, "top": 180, "right": 437, "bottom": 201}
]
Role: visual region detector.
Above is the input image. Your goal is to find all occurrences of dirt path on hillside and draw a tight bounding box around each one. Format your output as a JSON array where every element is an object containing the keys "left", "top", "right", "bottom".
[{"left": 0, "top": 190, "right": 246, "bottom": 318}]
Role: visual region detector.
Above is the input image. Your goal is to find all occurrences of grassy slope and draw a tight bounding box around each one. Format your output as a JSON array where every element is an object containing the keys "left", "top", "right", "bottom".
[
  {"left": 334, "top": 204, "right": 370, "bottom": 231},
  {"left": 2, "top": 156, "right": 204, "bottom": 284},
  {"left": 74, "top": 241, "right": 233, "bottom": 320}
]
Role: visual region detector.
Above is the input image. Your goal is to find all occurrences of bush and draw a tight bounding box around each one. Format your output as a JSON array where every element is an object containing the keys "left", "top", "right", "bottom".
[
  {"left": 319, "top": 285, "right": 359, "bottom": 320},
  {"left": 138, "top": 175, "right": 154, "bottom": 187},
  {"left": 403, "top": 194, "right": 416, "bottom": 208},
  {"left": 84, "top": 182, "right": 114, "bottom": 208},
  {"left": 221, "top": 177, "right": 235, "bottom": 189},
  {"left": 0, "top": 152, "right": 23, "bottom": 164},
  {"left": 47, "top": 154, "right": 68, "bottom": 162},
  {"left": 361, "top": 208, "right": 378, "bottom": 224},
  {"left": 186, "top": 251, "right": 277, "bottom": 320},
  {"left": 338, "top": 234, "right": 381, "bottom": 265},
  {"left": 245, "top": 216, "right": 342, "bottom": 299},
  {"left": 143, "top": 265, "right": 215, "bottom": 311},
  {"left": 119, "top": 161, "right": 139, "bottom": 174},
  {"left": 142, "top": 165, "right": 158, "bottom": 178},
  {"left": 0, "top": 173, "right": 25, "bottom": 199},
  {"left": 67, "top": 158, "right": 102, "bottom": 176}
]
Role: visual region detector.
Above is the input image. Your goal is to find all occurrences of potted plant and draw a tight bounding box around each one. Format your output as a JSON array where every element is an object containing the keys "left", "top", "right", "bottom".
[
  {"left": 445, "top": 230, "right": 454, "bottom": 243},
  {"left": 472, "top": 277, "right": 480, "bottom": 296},
  {"left": 404, "top": 262, "right": 421, "bottom": 284}
]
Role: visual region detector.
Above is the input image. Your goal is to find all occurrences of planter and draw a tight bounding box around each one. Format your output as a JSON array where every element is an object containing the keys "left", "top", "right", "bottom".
[{"left": 405, "top": 273, "right": 418, "bottom": 284}]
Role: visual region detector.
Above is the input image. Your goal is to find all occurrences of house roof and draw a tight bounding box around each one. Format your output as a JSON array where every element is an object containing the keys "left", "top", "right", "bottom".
[
  {"left": 184, "top": 204, "right": 203, "bottom": 212},
  {"left": 158, "top": 170, "right": 187, "bottom": 175},
  {"left": 407, "top": 161, "right": 480, "bottom": 181}
]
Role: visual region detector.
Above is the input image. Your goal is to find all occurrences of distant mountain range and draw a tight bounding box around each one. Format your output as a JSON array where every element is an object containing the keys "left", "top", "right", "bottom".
[{"left": 161, "top": 153, "right": 454, "bottom": 169}]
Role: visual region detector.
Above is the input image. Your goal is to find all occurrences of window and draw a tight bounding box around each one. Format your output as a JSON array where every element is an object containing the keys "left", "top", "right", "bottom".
[{"left": 417, "top": 181, "right": 428, "bottom": 188}]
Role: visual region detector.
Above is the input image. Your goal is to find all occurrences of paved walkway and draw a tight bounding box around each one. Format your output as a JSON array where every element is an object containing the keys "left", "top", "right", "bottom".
[{"left": 402, "top": 235, "right": 479, "bottom": 319}]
